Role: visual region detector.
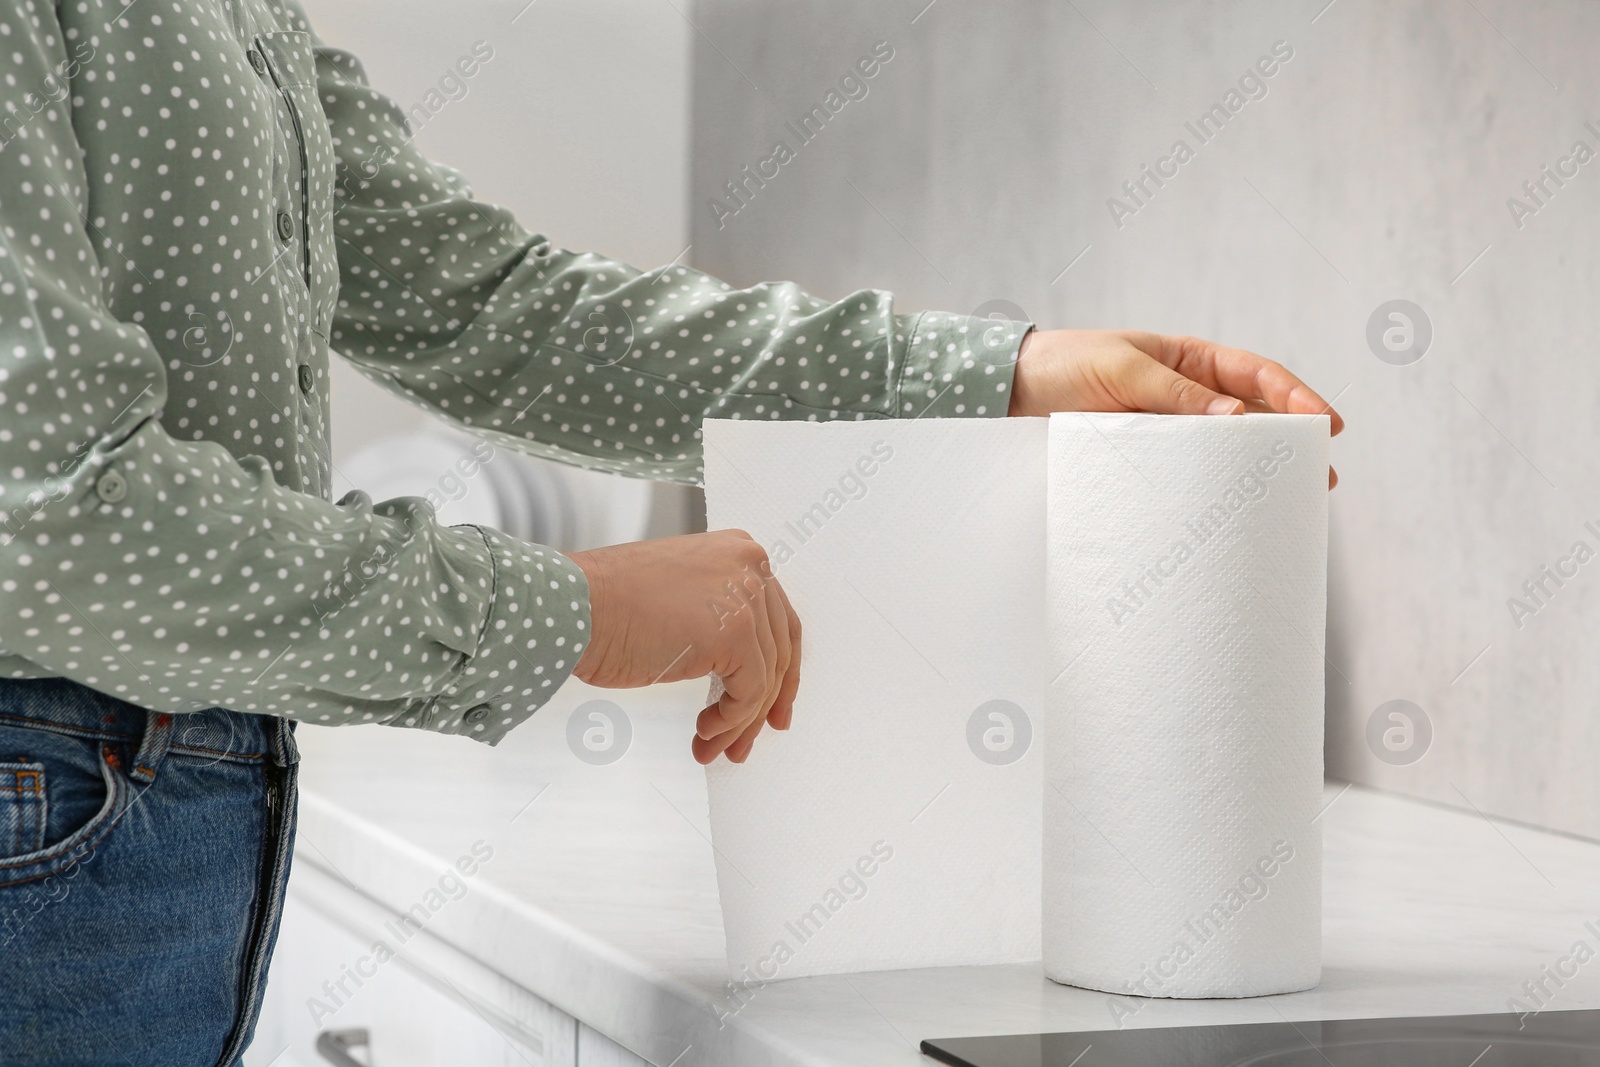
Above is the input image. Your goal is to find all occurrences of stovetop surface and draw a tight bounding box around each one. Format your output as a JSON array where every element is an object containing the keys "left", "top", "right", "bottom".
[{"left": 922, "top": 1010, "right": 1600, "bottom": 1066}]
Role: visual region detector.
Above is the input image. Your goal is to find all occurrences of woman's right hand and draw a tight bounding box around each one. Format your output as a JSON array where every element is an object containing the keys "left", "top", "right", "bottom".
[{"left": 565, "top": 530, "right": 801, "bottom": 765}]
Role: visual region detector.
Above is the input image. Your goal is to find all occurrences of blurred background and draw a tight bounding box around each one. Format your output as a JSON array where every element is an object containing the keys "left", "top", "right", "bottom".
[
  {"left": 309, "top": 0, "right": 702, "bottom": 551},
  {"left": 307, "top": 0, "right": 1600, "bottom": 841}
]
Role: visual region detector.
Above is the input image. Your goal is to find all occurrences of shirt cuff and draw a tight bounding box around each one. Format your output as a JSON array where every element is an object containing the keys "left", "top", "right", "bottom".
[
  {"left": 422, "top": 524, "right": 590, "bottom": 745},
  {"left": 896, "top": 311, "right": 1033, "bottom": 419}
]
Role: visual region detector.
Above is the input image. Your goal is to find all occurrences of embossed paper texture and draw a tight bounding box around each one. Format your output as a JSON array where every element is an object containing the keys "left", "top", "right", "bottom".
[{"left": 702, "top": 413, "right": 1326, "bottom": 994}]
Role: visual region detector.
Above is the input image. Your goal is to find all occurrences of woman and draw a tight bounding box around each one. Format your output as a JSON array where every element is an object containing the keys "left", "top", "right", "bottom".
[{"left": 0, "top": 0, "right": 1341, "bottom": 1062}]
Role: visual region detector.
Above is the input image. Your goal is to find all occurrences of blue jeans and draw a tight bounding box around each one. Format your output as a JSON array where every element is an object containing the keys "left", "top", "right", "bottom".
[{"left": 0, "top": 678, "right": 299, "bottom": 1066}]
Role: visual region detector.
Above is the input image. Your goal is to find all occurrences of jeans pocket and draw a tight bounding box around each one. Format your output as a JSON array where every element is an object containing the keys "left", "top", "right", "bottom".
[{"left": 0, "top": 723, "right": 127, "bottom": 887}]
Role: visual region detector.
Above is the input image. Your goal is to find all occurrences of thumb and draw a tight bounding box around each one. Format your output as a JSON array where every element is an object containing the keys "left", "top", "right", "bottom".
[{"left": 1121, "top": 354, "right": 1243, "bottom": 416}]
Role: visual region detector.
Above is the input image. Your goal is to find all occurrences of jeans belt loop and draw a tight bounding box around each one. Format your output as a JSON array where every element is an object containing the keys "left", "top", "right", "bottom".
[
  {"left": 270, "top": 716, "right": 300, "bottom": 769},
  {"left": 130, "top": 711, "right": 176, "bottom": 784}
]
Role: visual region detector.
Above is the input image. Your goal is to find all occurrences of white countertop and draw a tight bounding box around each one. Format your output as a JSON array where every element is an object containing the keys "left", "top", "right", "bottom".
[{"left": 289, "top": 678, "right": 1600, "bottom": 1066}]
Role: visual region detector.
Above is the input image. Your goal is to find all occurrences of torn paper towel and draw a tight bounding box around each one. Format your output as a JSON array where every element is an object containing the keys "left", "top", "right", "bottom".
[
  {"left": 703, "top": 417, "right": 1046, "bottom": 979},
  {"left": 700, "top": 413, "right": 1327, "bottom": 994}
]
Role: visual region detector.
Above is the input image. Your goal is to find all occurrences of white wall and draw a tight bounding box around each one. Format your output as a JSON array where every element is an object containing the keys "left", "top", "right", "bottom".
[{"left": 690, "top": 0, "right": 1600, "bottom": 839}]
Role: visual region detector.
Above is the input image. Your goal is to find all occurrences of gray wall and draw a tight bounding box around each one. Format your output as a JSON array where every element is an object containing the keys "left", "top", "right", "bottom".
[
  {"left": 690, "top": 0, "right": 1600, "bottom": 838},
  {"left": 305, "top": 0, "right": 701, "bottom": 537}
]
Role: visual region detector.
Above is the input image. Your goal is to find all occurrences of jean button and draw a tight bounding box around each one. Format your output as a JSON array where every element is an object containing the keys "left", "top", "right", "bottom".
[
  {"left": 95, "top": 469, "right": 127, "bottom": 504},
  {"left": 276, "top": 210, "right": 294, "bottom": 243},
  {"left": 463, "top": 704, "right": 491, "bottom": 725}
]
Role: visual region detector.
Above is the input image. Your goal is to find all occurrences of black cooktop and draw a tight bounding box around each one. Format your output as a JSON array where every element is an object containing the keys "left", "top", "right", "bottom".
[{"left": 922, "top": 1010, "right": 1600, "bottom": 1066}]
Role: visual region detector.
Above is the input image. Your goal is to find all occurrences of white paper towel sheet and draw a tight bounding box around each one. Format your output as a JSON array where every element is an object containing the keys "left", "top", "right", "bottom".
[
  {"left": 1043, "top": 413, "right": 1327, "bottom": 999},
  {"left": 702, "top": 418, "right": 1046, "bottom": 980},
  {"left": 700, "top": 413, "right": 1327, "bottom": 994}
]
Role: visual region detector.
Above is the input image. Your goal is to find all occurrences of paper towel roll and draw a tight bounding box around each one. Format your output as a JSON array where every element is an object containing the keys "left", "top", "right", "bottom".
[{"left": 1043, "top": 412, "right": 1328, "bottom": 998}]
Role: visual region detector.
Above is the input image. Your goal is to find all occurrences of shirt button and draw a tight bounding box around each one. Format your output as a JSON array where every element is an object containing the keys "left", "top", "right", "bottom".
[
  {"left": 247, "top": 48, "right": 267, "bottom": 75},
  {"left": 276, "top": 210, "right": 295, "bottom": 243},
  {"left": 463, "top": 704, "right": 491, "bottom": 725},
  {"left": 297, "top": 364, "right": 315, "bottom": 394},
  {"left": 95, "top": 469, "right": 127, "bottom": 504}
]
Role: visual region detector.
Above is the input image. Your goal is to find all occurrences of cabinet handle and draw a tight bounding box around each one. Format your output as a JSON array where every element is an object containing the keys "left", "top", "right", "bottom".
[{"left": 315, "top": 1027, "right": 371, "bottom": 1066}]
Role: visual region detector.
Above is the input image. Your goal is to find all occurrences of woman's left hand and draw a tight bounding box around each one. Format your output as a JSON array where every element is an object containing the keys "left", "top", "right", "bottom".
[{"left": 1005, "top": 329, "right": 1345, "bottom": 487}]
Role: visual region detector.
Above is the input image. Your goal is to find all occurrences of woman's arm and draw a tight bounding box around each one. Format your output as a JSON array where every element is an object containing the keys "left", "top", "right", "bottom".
[{"left": 305, "top": 38, "right": 1029, "bottom": 484}]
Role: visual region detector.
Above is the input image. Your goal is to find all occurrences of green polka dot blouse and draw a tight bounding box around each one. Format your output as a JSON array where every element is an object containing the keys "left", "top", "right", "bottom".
[{"left": 0, "top": 0, "right": 1031, "bottom": 744}]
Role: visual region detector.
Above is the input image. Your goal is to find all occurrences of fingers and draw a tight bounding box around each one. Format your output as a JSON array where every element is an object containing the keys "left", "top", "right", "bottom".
[
  {"left": 714, "top": 586, "right": 790, "bottom": 763},
  {"left": 693, "top": 707, "right": 770, "bottom": 765},
  {"left": 695, "top": 613, "right": 772, "bottom": 743},
  {"left": 691, "top": 570, "right": 802, "bottom": 763},
  {"left": 759, "top": 582, "right": 792, "bottom": 730},
  {"left": 767, "top": 583, "right": 801, "bottom": 732},
  {"left": 697, "top": 601, "right": 777, "bottom": 742},
  {"left": 710, "top": 588, "right": 802, "bottom": 761},
  {"left": 693, "top": 570, "right": 785, "bottom": 761},
  {"left": 1117, "top": 348, "right": 1246, "bottom": 417},
  {"left": 692, "top": 716, "right": 726, "bottom": 765},
  {"left": 724, "top": 713, "right": 768, "bottom": 763},
  {"left": 1121, "top": 333, "right": 1343, "bottom": 487},
  {"left": 1127, "top": 333, "right": 1345, "bottom": 435}
]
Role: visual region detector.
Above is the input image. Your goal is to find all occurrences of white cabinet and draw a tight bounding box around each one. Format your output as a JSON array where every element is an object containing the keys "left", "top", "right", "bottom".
[
  {"left": 246, "top": 863, "right": 581, "bottom": 1067},
  {"left": 577, "top": 1025, "right": 654, "bottom": 1067}
]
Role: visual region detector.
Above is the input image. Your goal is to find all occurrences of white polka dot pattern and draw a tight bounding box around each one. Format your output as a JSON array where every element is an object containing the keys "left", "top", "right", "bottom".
[{"left": 0, "top": 0, "right": 1030, "bottom": 745}]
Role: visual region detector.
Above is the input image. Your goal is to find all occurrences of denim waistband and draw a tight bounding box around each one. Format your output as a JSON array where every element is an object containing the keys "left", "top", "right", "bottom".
[{"left": 0, "top": 677, "right": 297, "bottom": 772}]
